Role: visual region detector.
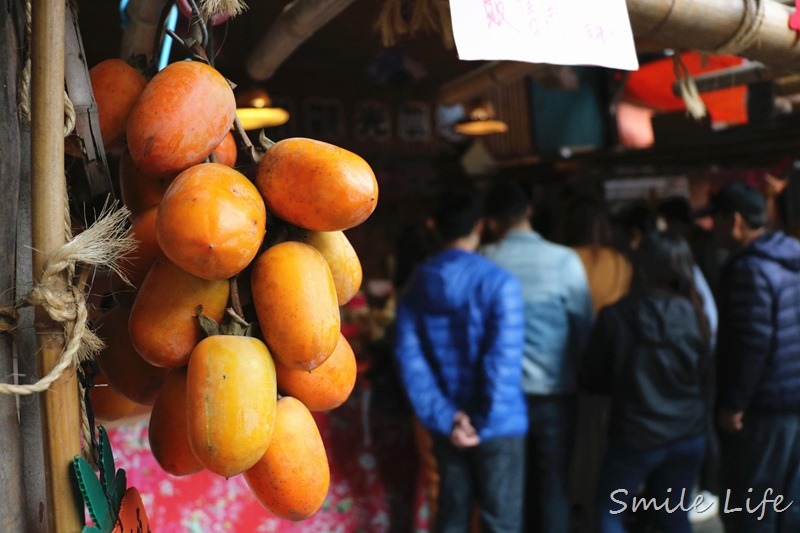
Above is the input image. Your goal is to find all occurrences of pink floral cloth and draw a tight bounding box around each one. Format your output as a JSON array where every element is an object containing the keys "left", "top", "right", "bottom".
[{"left": 106, "top": 383, "right": 424, "bottom": 532}]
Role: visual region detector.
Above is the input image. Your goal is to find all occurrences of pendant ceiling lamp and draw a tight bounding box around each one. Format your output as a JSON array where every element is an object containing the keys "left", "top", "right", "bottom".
[
  {"left": 453, "top": 99, "right": 508, "bottom": 136},
  {"left": 235, "top": 88, "right": 290, "bottom": 131}
]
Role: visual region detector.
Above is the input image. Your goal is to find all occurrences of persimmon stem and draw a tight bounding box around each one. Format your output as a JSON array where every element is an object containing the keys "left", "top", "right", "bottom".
[
  {"left": 229, "top": 276, "right": 244, "bottom": 319},
  {"left": 186, "top": 0, "right": 209, "bottom": 49},
  {"left": 226, "top": 307, "right": 249, "bottom": 327},
  {"left": 195, "top": 305, "right": 221, "bottom": 338},
  {"left": 232, "top": 114, "right": 262, "bottom": 166},
  {"left": 258, "top": 130, "right": 275, "bottom": 151}
]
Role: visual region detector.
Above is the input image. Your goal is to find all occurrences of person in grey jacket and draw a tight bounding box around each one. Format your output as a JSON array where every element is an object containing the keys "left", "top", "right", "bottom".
[{"left": 482, "top": 182, "right": 593, "bottom": 533}]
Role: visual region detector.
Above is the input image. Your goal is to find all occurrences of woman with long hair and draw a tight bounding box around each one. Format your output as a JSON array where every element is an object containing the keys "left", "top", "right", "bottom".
[{"left": 581, "top": 231, "right": 711, "bottom": 533}]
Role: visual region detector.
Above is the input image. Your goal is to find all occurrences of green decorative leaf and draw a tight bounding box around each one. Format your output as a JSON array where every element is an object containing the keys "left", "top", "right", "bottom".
[
  {"left": 73, "top": 426, "right": 129, "bottom": 532},
  {"left": 98, "top": 426, "right": 125, "bottom": 516},
  {"left": 73, "top": 456, "right": 114, "bottom": 531},
  {"left": 111, "top": 469, "right": 127, "bottom": 515}
]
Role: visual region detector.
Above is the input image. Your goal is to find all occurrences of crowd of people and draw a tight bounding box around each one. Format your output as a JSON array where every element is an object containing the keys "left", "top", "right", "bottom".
[{"left": 388, "top": 179, "right": 800, "bottom": 533}]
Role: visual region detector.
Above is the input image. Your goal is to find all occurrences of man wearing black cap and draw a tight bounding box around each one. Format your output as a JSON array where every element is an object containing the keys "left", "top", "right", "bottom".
[{"left": 700, "top": 181, "right": 800, "bottom": 532}]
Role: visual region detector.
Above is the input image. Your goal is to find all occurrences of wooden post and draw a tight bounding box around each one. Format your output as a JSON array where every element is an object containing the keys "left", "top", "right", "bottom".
[
  {"left": 0, "top": 0, "right": 27, "bottom": 528},
  {"left": 30, "top": 0, "right": 83, "bottom": 530}
]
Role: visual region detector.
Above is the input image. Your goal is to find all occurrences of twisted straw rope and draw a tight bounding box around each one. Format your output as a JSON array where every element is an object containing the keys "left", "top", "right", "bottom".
[
  {"left": 18, "top": 0, "right": 77, "bottom": 136},
  {"left": 0, "top": 204, "right": 136, "bottom": 467},
  {"left": 0, "top": 206, "right": 135, "bottom": 396}
]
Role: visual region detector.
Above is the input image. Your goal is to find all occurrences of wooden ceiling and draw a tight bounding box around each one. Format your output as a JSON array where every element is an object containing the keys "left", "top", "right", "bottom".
[{"left": 75, "top": 1, "right": 482, "bottom": 103}]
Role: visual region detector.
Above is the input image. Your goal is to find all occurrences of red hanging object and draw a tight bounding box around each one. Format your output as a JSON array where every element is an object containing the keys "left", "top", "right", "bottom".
[
  {"left": 623, "top": 51, "right": 747, "bottom": 126},
  {"left": 790, "top": 0, "right": 800, "bottom": 32}
]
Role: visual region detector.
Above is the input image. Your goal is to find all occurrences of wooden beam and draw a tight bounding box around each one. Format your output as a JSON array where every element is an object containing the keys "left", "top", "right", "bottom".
[
  {"left": 245, "top": 0, "right": 359, "bottom": 81},
  {"left": 438, "top": 61, "right": 544, "bottom": 107},
  {"left": 30, "top": 0, "right": 83, "bottom": 530},
  {"left": 628, "top": 0, "right": 800, "bottom": 68},
  {"left": 439, "top": 1, "right": 800, "bottom": 107}
]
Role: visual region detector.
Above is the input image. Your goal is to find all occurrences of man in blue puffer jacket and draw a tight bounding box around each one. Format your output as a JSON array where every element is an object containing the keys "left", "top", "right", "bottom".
[
  {"left": 698, "top": 182, "right": 800, "bottom": 532},
  {"left": 394, "top": 189, "right": 527, "bottom": 533}
]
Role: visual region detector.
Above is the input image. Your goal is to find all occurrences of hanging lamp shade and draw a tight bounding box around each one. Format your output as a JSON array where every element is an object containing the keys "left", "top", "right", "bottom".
[
  {"left": 235, "top": 87, "right": 290, "bottom": 130},
  {"left": 453, "top": 99, "right": 508, "bottom": 136}
]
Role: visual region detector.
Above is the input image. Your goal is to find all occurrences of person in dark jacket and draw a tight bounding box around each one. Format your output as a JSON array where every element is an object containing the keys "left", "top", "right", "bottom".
[
  {"left": 393, "top": 189, "right": 527, "bottom": 533},
  {"left": 699, "top": 181, "right": 800, "bottom": 533},
  {"left": 582, "top": 231, "right": 711, "bottom": 533}
]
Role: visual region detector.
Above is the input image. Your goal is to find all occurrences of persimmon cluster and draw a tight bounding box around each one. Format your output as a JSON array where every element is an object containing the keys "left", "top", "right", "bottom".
[{"left": 85, "top": 58, "right": 377, "bottom": 521}]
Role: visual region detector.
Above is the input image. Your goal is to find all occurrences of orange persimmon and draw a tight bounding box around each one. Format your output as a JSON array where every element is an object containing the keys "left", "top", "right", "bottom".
[
  {"left": 244, "top": 396, "right": 330, "bottom": 521},
  {"left": 126, "top": 60, "right": 236, "bottom": 176},
  {"left": 128, "top": 256, "right": 229, "bottom": 368},
  {"left": 89, "top": 58, "right": 147, "bottom": 151},
  {"left": 275, "top": 333, "right": 356, "bottom": 411},
  {"left": 94, "top": 307, "right": 169, "bottom": 406},
  {"left": 213, "top": 131, "right": 237, "bottom": 167},
  {"left": 156, "top": 162, "right": 267, "bottom": 281},
  {"left": 90, "top": 370, "right": 152, "bottom": 424},
  {"left": 115, "top": 205, "right": 162, "bottom": 291},
  {"left": 255, "top": 137, "right": 378, "bottom": 231},
  {"left": 251, "top": 242, "right": 340, "bottom": 371},
  {"left": 148, "top": 367, "right": 204, "bottom": 476},
  {"left": 118, "top": 149, "right": 174, "bottom": 219},
  {"left": 298, "top": 230, "right": 362, "bottom": 306},
  {"left": 186, "top": 335, "right": 277, "bottom": 478}
]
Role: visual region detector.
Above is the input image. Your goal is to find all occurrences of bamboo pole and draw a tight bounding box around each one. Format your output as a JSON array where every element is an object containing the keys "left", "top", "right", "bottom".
[
  {"left": 628, "top": 0, "right": 800, "bottom": 68},
  {"left": 30, "top": 0, "right": 83, "bottom": 530}
]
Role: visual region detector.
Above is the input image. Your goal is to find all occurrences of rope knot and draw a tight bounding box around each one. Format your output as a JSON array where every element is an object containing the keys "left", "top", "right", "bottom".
[
  {"left": 0, "top": 205, "right": 136, "bottom": 398},
  {"left": 28, "top": 284, "right": 80, "bottom": 325}
]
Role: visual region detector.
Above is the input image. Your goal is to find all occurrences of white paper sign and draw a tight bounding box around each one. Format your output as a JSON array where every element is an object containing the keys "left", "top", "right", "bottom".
[{"left": 449, "top": 0, "right": 639, "bottom": 71}]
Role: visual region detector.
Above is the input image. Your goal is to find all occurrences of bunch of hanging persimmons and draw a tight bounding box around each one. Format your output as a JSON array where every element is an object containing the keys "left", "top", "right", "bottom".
[{"left": 82, "top": 54, "right": 376, "bottom": 521}]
